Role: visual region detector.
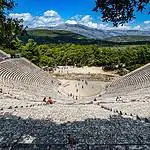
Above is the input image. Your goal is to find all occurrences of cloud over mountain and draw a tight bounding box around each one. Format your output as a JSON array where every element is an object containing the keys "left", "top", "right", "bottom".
[
  {"left": 9, "top": 10, "right": 63, "bottom": 28},
  {"left": 9, "top": 10, "right": 150, "bottom": 31},
  {"left": 9, "top": 13, "right": 32, "bottom": 22}
]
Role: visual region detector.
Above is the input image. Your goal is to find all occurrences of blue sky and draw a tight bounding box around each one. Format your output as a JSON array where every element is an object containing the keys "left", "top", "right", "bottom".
[
  {"left": 13, "top": 0, "right": 97, "bottom": 18},
  {"left": 9, "top": 0, "right": 150, "bottom": 30}
]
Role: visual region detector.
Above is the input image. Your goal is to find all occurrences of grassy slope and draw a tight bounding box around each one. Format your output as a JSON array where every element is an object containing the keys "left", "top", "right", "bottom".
[
  {"left": 105, "top": 36, "right": 150, "bottom": 42},
  {"left": 21, "top": 29, "right": 94, "bottom": 44},
  {"left": 27, "top": 29, "right": 88, "bottom": 39},
  {"left": 20, "top": 29, "right": 150, "bottom": 45}
]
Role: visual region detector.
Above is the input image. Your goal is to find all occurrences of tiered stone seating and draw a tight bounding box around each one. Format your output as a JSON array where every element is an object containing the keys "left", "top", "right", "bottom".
[
  {"left": 0, "top": 57, "right": 73, "bottom": 105},
  {"left": 1, "top": 52, "right": 150, "bottom": 149},
  {"left": 0, "top": 58, "right": 66, "bottom": 102},
  {"left": 0, "top": 50, "right": 10, "bottom": 62},
  {"left": 105, "top": 63, "right": 150, "bottom": 95},
  {"left": 0, "top": 58, "right": 60, "bottom": 87},
  {"left": 0, "top": 106, "right": 150, "bottom": 149}
]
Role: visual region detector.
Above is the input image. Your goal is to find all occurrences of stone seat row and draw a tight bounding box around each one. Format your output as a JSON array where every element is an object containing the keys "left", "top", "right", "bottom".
[
  {"left": 105, "top": 63, "right": 150, "bottom": 95},
  {"left": 0, "top": 58, "right": 65, "bottom": 101},
  {"left": 0, "top": 59, "right": 59, "bottom": 87}
]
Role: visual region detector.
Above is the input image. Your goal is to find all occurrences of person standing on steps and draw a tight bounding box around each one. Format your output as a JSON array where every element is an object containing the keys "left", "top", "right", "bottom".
[
  {"left": 116, "top": 96, "right": 119, "bottom": 102},
  {"left": 43, "top": 97, "right": 46, "bottom": 102},
  {"left": 47, "top": 97, "right": 55, "bottom": 104}
]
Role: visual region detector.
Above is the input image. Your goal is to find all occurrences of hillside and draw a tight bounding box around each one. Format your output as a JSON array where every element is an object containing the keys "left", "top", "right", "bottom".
[
  {"left": 21, "top": 29, "right": 150, "bottom": 45},
  {"left": 21, "top": 29, "right": 96, "bottom": 44},
  {"left": 27, "top": 29, "right": 88, "bottom": 39},
  {"left": 45, "top": 23, "right": 150, "bottom": 40},
  {"left": 105, "top": 36, "right": 150, "bottom": 42}
]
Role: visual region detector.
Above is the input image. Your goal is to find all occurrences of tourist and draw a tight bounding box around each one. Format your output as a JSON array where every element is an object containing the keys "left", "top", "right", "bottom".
[
  {"left": 47, "top": 97, "right": 55, "bottom": 104},
  {"left": 116, "top": 96, "right": 119, "bottom": 102},
  {"left": 94, "top": 98, "right": 97, "bottom": 101},
  {"left": 119, "top": 96, "right": 122, "bottom": 102},
  {"left": 116, "top": 96, "right": 122, "bottom": 102},
  {"left": 43, "top": 97, "right": 46, "bottom": 102},
  {"left": 76, "top": 96, "right": 78, "bottom": 100},
  {"left": 85, "top": 80, "right": 88, "bottom": 85}
]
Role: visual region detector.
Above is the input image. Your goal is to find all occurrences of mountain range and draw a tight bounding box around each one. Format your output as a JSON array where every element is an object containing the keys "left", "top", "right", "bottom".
[{"left": 33, "top": 23, "right": 150, "bottom": 41}]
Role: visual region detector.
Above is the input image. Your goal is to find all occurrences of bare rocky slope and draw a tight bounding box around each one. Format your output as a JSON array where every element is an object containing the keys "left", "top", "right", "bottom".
[{"left": 37, "top": 23, "right": 150, "bottom": 41}]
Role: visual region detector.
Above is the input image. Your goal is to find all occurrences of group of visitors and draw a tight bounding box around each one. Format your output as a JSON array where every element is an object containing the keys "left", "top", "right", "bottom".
[
  {"left": 68, "top": 93, "right": 78, "bottom": 100},
  {"left": 43, "top": 97, "right": 55, "bottom": 104},
  {"left": 116, "top": 96, "right": 122, "bottom": 102}
]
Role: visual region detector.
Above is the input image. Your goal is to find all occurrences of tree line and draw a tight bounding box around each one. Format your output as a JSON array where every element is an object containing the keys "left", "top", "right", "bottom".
[
  {"left": 1, "top": 0, "right": 150, "bottom": 75},
  {"left": 3, "top": 39, "right": 150, "bottom": 73}
]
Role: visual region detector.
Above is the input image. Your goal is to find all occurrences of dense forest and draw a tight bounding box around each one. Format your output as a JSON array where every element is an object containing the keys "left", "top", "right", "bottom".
[
  {"left": 1, "top": 0, "right": 150, "bottom": 76},
  {"left": 1, "top": 38, "right": 150, "bottom": 74}
]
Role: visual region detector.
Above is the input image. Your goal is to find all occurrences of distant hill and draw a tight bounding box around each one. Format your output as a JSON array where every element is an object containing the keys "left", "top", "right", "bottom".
[
  {"left": 21, "top": 29, "right": 114, "bottom": 45},
  {"left": 43, "top": 23, "right": 150, "bottom": 40},
  {"left": 27, "top": 29, "right": 88, "bottom": 39},
  {"left": 105, "top": 36, "right": 150, "bottom": 42},
  {"left": 20, "top": 26, "right": 150, "bottom": 45}
]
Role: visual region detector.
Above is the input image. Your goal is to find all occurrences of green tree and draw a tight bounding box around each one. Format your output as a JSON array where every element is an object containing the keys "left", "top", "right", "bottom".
[
  {"left": 0, "top": 0, "right": 26, "bottom": 48},
  {"left": 40, "top": 55, "right": 54, "bottom": 67},
  {"left": 21, "top": 39, "right": 40, "bottom": 65},
  {"left": 93, "top": 0, "right": 150, "bottom": 26}
]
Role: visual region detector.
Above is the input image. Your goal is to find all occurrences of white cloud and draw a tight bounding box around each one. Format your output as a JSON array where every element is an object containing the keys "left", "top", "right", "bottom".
[
  {"left": 133, "top": 25, "right": 141, "bottom": 30},
  {"left": 114, "top": 24, "right": 132, "bottom": 30},
  {"left": 144, "top": 21, "right": 150, "bottom": 24},
  {"left": 66, "top": 15, "right": 98, "bottom": 29},
  {"left": 9, "top": 13, "right": 32, "bottom": 22},
  {"left": 66, "top": 15, "right": 150, "bottom": 31},
  {"left": 9, "top": 10, "right": 63, "bottom": 28},
  {"left": 79, "top": 15, "right": 98, "bottom": 28},
  {"left": 81, "top": 15, "right": 92, "bottom": 23},
  {"left": 97, "top": 23, "right": 111, "bottom": 30},
  {"left": 65, "top": 20, "right": 77, "bottom": 24},
  {"left": 8, "top": 11, "right": 149, "bottom": 31},
  {"left": 86, "top": 22, "right": 98, "bottom": 28},
  {"left": 70, "top": 15, "right": 82, "bottom": 21},
  {"left": 66, "top": 15, "right": 133, "bottom": 30},
  {"left": 44, "top": 10, "right": 59, "bottom": 17}
]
